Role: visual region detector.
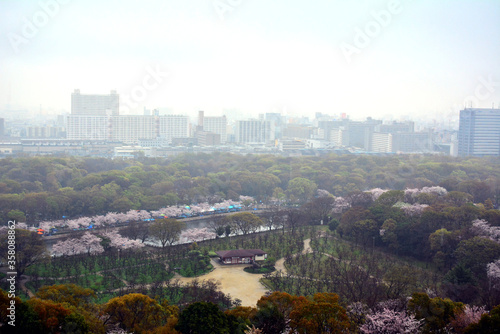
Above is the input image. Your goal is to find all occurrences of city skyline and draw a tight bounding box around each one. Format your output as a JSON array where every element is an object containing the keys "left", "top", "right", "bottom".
[{"left": 1, "top": 0, "right": 499, "bottom": 121}]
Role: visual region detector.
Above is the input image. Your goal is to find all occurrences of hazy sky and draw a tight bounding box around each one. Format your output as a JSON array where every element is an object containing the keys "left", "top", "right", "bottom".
[{"left": 1, "top": 0, "right": 499, "bottom": 121}]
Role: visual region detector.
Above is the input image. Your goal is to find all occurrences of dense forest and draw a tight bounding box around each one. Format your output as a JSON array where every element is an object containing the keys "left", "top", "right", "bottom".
[
  {"left": 1, "top": 153, "right": 500, "bottom": 333},
  {"left": 0, "top": 153, "right": 498, "bottom": 223}
]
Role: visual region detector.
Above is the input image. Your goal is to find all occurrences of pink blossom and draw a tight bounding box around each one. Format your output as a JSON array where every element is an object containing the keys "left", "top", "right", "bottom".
[
  {"left": 367, "top": 188, "right": 389, "bottom": 201},
  {"left": 450, "top": 305, "right": 486, "bottom": 333},
  {"left": 360, "top": 308, "right": 423, "bottom": 334},
  {"left": 472, "top": 219, "right": 500, "bottom": 243},
  {"left": 180, "top": 227, "right": 216, "bottom": 243},
  {"left": 101, "top": 231, "right": 144, "bottom": 250},
  {"left": 332, "top": 197, "right": 351, "bottom": 213}
]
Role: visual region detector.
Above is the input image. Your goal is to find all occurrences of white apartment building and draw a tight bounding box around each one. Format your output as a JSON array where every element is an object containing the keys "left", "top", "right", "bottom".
[
  {"left": 235, "top": 119, "right": 274, "bottom": 144},
  {"left": 111, "top": 116, "right": 156, "bottom": 144},
  {"left": 67, "top": 115, "right": 110, "bottom": 141},
  {"left": 67, "top": 115, "right": 189, "bottom": 144},
  {"left": 71, "top": 89, "right": 119, "bottom": 116},
  {"left": 203, "top": 116, "right": 227, "bottom": 143},
  {"left": 158, "top": 115, "right": 189, "bottom": 143}
]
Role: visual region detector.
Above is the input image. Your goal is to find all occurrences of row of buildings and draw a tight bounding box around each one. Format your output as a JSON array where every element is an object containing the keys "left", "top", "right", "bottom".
[{"left": 0, "top": 89, "right": 499, "bottom": 157}]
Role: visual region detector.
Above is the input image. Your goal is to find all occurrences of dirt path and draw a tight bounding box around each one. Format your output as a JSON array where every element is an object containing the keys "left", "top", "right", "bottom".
[
  {"left": 274, "top": 238, "right": 311, "bottom": 273},
  {"left": 173, "top": 259, "right": 269, "bottom": 307}
]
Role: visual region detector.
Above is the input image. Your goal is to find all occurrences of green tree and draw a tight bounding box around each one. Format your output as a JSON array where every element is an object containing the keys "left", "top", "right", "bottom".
[
  {"left": 286, "top": 177, "right": 318, "bottom": 203},
  {"left": 149, "top": 218, "right": 186, "bottom": 249},
  {"left": 0, "top": 229, "right": 50, "bottom": 278},
  {"left": 228, "top": 212, "right": 263, "bottom": 235},
  {"left": 464, "top": 304, "right": 500, "bottom": 333},
  {"left": 176, "top": 301, "right": 230, "bottom": 334},
  {"left": 454, "top": 236, "right": 500, "bottom": 277},
  {"left": 408, "top": 292, "right": 463, "bottom": 334}
]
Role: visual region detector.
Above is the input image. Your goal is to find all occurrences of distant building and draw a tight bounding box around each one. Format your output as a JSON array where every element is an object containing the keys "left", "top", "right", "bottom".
[
  {"left": 283, "top": 125, "right": 314, "bottom": 140},
  {"left": 196, "top": 131, "right": 221, "bottom": 146},
  {"left": 0, "top": 118, "right": 4, "bottom": 137},
  {"left": 458, "top": 108, "right": 500, "bottom": 157},
  {"left": 371, "top": 131, "right": 433, "bottom": 153},
  {"left": 203, "top": 115, "right": 227, "bottom": 143},
  {"left": 26, "top": 125, "right": 65, "bottom": 138},
  {"left": 235, "top": 119, "right": 274, "bottom": 144},
  {"left": 71, "top": 89, "right": 119, "bottom": 116},
  {"left": 67, "top": 115, "right": 189, "bottom": 144}
]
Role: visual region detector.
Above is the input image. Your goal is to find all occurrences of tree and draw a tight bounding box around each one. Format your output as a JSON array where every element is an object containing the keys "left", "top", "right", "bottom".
[
  {"left": 102, "top": 293, "right": 171, "bottom": 334},
  {"left": 0, "top": 229, "right": 50, "bottom": 278},
  {"left": 454, "top": 236, "right": 500, "bottom": 277},
  {"left": 360, "top": 308, "right": 423, "bottom": 334},
  {"left": 286, "top": 177, "right": 318, "bottom": 203},
  {"left": 450, "top": 305, "right": 486, "bottom": 334},
  {"left": 408, "top": 292, "right": 464, "bottom": 334},
  {"left": 36, "top": 284, "right": 96, "bottom": 309},
  {"left": 176, "top": 301, "right": 230, "bottom": 334},
  {"left": 149, "top": 218, "right": 186, "bottom": 248},
  {"left": 252, "top": 303, "right": 286, "bottom": 334},
  {"left": 228, "top": 212, "right": 263, "bottom": 235},
  {"left": 464, "top": 304, "right": 500, "bottom": 333},
  {"left": 28, "top": 298, "right": 89, "bottom": 334},
  {"left": 289, "top": 293, "right": 350, "bottom": 334}
]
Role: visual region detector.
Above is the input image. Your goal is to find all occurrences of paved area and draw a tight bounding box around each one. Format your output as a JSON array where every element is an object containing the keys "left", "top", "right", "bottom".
[
  {"left": 175, "top": 238, "right": 312, "bottom": 307},
  {"left": 173, "top": 259, "right": 269, "bottom": 307}
]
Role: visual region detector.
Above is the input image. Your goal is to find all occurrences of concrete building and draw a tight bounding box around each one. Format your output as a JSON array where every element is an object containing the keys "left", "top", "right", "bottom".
[
  {"left": 67, "top": 115, "right": 189, "bottom": 144},
  {"left": 158, "top": 115, "right": 189, "bottom": 143},
  {"left": 458, "top": 108, "right": 500, "bottom": 157},
  {"left": 111, "top": 116, "right": 156, "bottom": 144},
  {"left": 196, "top": 131, "right": 221, "bottom": 146},
  {"left": 71, "top": 89, "right": 119, "bottom": 116},
  {"left": 235, "top": 119, "right": 274, "bottom": 144},
  {"left": 371, "top": 132, "right": 393, "bottom": 153},
  {"left": 0, "top": 118, "right": 4, "bottom": 137},
  {"left": 203, "top": 115, "right": 227, "bottom": 143},
  {"left": 67, "top": 115, "right": 110, "bottom": 141}
]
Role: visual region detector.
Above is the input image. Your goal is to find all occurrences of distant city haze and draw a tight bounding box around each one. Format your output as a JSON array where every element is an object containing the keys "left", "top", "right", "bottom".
[{"left": 0, "top": 0, "right": 499, "bottom": 121}]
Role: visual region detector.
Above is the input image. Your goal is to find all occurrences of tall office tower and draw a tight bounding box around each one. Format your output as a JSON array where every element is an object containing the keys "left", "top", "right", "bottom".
[
  {"left": 71, "top": 89, "right": 119, "bottom": 116},
  {"left": 158, "top": 115, "right": 189, "bottom": 143},
  {"left": 458, "top": 108, "right": 500, "bottom": 157},
  {"left": 235, "top": 119, "right": 274, "bottom": 144},
  {"left": 203, "top": 115, "right": 227, "bottom": 143}
]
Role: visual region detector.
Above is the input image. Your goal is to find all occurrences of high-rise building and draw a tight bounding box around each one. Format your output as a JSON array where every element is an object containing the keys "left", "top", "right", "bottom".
[
  {"left": 203, "top": 115, "right": 227, "bottom": 143},
  {"left": 158, "top": 115, "right": 189, "bottom": 143},
  {"left": 458, "top": 108, "right": 500, "bottom": 157},
  {"left": 235, "top": 119, "right": 274, "bottom": 144},
  {"left": 111, "top": 116, "right": 156, "bottom": 144},
  {"left": 67, "top": 115, "right": 110, "bottom": 140},
  {"left": 71, "top": 89, "right": 119, "bottom": 116}
]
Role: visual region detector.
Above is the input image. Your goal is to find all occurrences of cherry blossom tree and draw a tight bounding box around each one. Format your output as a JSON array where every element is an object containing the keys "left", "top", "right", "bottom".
[
  {"left": 52, "top": 238, "right": 87, "bottom": 256},
  {"left": 472, "top": 219, "right": 500, "bottom": 243},
  {"left": 316, "top": 189, "right": 332, "bottom": 198},
  {"left": 360, "top": 308, "right": 423, "bottom": 334},
  {"left": 180, "top": 228, "right": 216, "bottom": 243},
  {"left": 332, "top": 197, "right": 351, "bottom": 214},
  {"left": 367, "top": 188, "right": 389, "bottom": 201},
  {"left": 450, "top": 305, "right": 486, "bottom": 334},
  {"left": 101, "top": 231, "right": 144, "bottom": 250}
]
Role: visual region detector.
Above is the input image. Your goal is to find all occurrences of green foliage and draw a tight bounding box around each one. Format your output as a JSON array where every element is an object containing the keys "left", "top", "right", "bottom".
[
  {"left": 408, "top": 292, "right": 464, "bottom": 333},
  {"left": 464, "top": 304, "right": 500, "bottom": 333},
  {"left": 176, "top": 301, "right": 231, "bottom": 334}
]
